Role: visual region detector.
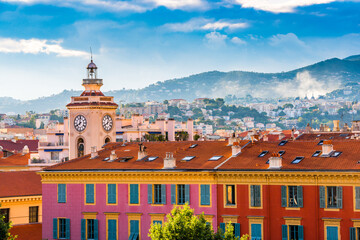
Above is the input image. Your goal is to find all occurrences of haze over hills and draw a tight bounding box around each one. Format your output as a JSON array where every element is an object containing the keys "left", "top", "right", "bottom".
[{"left": 1, "top": 55, "right": 360, "bottom": 114}]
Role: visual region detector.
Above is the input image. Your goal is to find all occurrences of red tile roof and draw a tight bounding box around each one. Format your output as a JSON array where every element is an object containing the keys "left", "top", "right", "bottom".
[
  {"left": 10, "top": 223, "right": 42, "bottom": 240},
  {"left": 0, "top": 140, "right": 38, "bottom": 152},
  {"left": 0, "top": 153, "right": 30, "bottom": 167},
  {"left": 296, "top": 132, "right": 353, "bottom": 141},
  {"left": 0, "top": 171, "right": 42, "bottom": 198}
]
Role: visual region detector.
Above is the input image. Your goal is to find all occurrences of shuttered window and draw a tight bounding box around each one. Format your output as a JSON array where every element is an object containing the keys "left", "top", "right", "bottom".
[
  {"left": 251, "top": 223, "right": 261, "bottom": 240},
  {"left": 108, "top": 219, "right": 117, "bottom": 240},
  {"left": 81, "top": 219, "right": 98, "bottom": 240},
  {"left": 129, "top": 184, "right": 139, "bottom": 204},
  {"left": 129, "top": 220, "right": 139, "bottom": 240},
  {"left": 281, "top": 186, "right": 303, "bottom": 208},
  {"left": 149, "top": 184, "right": 166, "bottom": 204},
  {"left": 108, "top": 184, "right": 117, "bottom": 204},
  {"left": 282, "top": 225, "right": 304, "bottom": 240},
  {"left": 320, "top": 186, "right": 342, "bottom": 209},
  {"left": 200, "top": 184, "right": 210, "bottom": 206},
  {"left": 58, "top": 184, "right": 66, "bottom": 203},
  {"left": 356, "top": 187, "right": 360, "bottom": 209},
  {"left": 250, "top": 185, "right": 261, "bottom": 207},
  {"left": 86, "top": 184, "right": 95, "bottom": 204},
  {"left": 53, "top": 218, "right": 70, "bottom": 240}
]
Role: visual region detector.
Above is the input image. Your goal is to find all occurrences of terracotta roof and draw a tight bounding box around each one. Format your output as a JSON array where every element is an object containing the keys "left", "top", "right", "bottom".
[
  {"left": 0, "top": 140, "right": 38, "bottom": 152},
  {"left": 219, "top": 140, "right": 360, "bottom": 171},
  {"left": 45, "top": 141, "right": 248, "bottom": 171},
  {"left": 296, "top": 132, "right": 353, "bottom": 141},
  {"left": 10, "top": 223, "right": 42, "bottom": 240},
  {"left": 0, "top": 171, "right": 42, "bottom": 198},
  {"left": 80, "top": 90, "right": 105, "bottom": 96},
  {"left": 0, "top": 153, "right": 30, "bottom": 166}
]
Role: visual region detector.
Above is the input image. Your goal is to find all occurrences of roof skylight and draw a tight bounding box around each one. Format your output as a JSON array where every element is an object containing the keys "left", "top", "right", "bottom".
[
  {"left": 182, "top": 156, "right": 195, "bottom": 161},
  {"left": 258, "top": 151, "right": 269, "bottom": 157},
  {"left": 331, "top": 151, "right": 342, "bottom": 157},
  {"left": 278, "top": 150, "right": 285, "bottom": 156},
  {"left": 312, "top": 150, "right": 321, "bottom": 157},
  {"left": 318, "top": 140, "right": 324, "bottom": 145},
  {"left": 147, "top": 156, "right": 158, "bottom": 161},
  {"left": 291, "top": 156, "right": 304, "bottom": 164},
  {"left": 118, "top": 157, "right": 133, "bottom": 162},
  {"left": 102, "top": 157, "right": 110, "bottom": 161},
  {"left": 209, "top": 156, "right": 222, "bottom": 161},
  {"left": 189, "top": 144, "right": 198, "bottom": 148},
  {"left": 278, "top": 140, "right": 288, "bottom": 146}
]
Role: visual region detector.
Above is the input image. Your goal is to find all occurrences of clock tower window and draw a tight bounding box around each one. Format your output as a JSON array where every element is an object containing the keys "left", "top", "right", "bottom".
[
  {"left": 77, "top": 138, "right": 85, "bottom": 158},
  {"left": 105, "top": 137, "right": 111, "bottom": 144}
]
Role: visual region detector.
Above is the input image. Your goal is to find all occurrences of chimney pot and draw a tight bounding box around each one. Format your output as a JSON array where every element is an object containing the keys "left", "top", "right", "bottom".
[
  {"left": 91, "top": 146, "right": 98, "bottom": 159},
  {"left": 268, "top": 153, "right": 282, "bottom": 170},
  {"left": 322, "top": 141, "right": 334, "bottom": 156},
  {"left": 163, "top": 152, "right": 176, "bottom": 169},
  {"left": 109, "top": 150, "right": 117, "bottom": 161},
  {"left": 231, "top": 143, "right": 241, "bottom": 156}
]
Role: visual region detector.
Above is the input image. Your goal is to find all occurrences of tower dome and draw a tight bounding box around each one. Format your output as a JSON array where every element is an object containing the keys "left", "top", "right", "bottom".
[{"left": 87, "top": 60, "right": 97, "bottom": 70}]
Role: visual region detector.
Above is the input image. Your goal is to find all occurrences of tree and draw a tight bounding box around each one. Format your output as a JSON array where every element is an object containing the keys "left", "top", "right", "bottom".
[
  {"left": 0, "top": 214, "right": 17, "bottom": 240},
  {"left": 194, "top": 134, "right": 200, "bottom": 141},
  {"left": 39, "top": 122, "right": 45, "bottom": 129},
  {"left": 148, "top": 204, "right": 249, "bottom": 240}
]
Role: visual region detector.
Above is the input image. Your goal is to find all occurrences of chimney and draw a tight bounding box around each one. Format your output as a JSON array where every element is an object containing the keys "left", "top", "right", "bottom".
[
  {"left": 163, "top": 152, "right": 176, "bottom": 169},
  {"left": 305, "top": 123, "right": 312, "bottom": 133},
  {"left": 231, "top": 142, "right": 241, "bottom": 156},
  {"left": 109, "top": 150, "right": 117, "bottom": 161},
  {"left": 228, "top": 132, "right": 236, "bottom": 146},
  {"left": 22, "top": 145, "right": 29, "bottom": 155},
  {"left": 333, "top": 120, "right": 340, "bottom": 132},
  {"left": 322, "top": 140, "right": 333, "bottom": 156},
  {"left": 90, "top": 146, "right": 98, "bottom": 159},
  {"left": 268, "top": 153, "right": 282, "bottom": 170},
  {"left": 137, "top": 143, "right": 148, "bottom": 160},
  {"left": 263, "top": 134, "right": 268, "bottom": 142},
  {"left": 278, "top": 132, "right": 285, "bottom": 140}
]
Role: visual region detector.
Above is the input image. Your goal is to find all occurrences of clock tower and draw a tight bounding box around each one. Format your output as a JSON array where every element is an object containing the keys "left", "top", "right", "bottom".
[{"left": 66, "top": 59, "right": 118, "bottom": 159}]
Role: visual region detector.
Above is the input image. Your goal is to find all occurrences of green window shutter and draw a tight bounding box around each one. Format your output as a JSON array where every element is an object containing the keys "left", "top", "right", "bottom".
[
  {"left": 65, "top": 218, "right": 70, "bottom": 239},
  {"left": 350, "top": 227, "right": 356, "bottom": 240},
  {"left": 153, "top": 220, "right": 162, "bottom": 225},
  {"left": 86, "top": 184, "right": 94, "bottom": 204},
  {"left": 206, "top": 185, "right": 210, "bottom": 205},
  {"left": 108, "top": 184, "right": 116, "bottom": 204},
  {"left": 282, "top": 225, "right": 288, "bottom": 240},
  {"left": 161, "top": 184, "right": 167, "bottom": 204},
  {"left": 298, "top": 225, "right": 304, "bottom": 240},
  {"left": 130, "top": 184, "right": 139, "bottom": 204},
  {"left": 250, "top": 185, "right": 255, "bottom": 207},
  {"left": 220, "top": 223, "right": 226, "bottom": 234},
  {"left": 185, "top": 184, "right": 190, "bottom": 204},
  {"left": 319, "top": 186, "right": 325, "bottom": 208},
  {"left": 108, "top": 219, "right": 117, "bottom": 240},
  {"left": 255, "top": 185, "right": 261, "bottom": 207},
  {"left": 298, "top": 186, "right": 303, "bottom": 208},
  {"left": 53, "top": 218, "right": 58, "bottom": 239},
  {"left": 81, "top": 219, "right": 86, "bottom": 240},
  {"left": 356, "top": 187, "right": 360, "bottom": 209},
  {"left": 148, "top": 184, "right": 153, "bottom": 204},
  {"left": 337, "top": 186, "right": 343, "bottom": 209},
  {"left": 171, "top": 184, "right": 176, "bottom": 204},
  {"left": 234, "top": 223, "right": 240, "bottom": 238},
  {"left": 58, "top": 184, "right": 66, "bottom": 203},
  {"left": 200, "top": 185, "right": 205, "bottom": 205},
  {"left": 201, "top": 185, "right": 210, "bottom": 205},
  {"left": 94, "top": 219, "right": 99, "bottom": 240},
  {"left": 281, "top": 186, "right": 287, "bottom": 207}
]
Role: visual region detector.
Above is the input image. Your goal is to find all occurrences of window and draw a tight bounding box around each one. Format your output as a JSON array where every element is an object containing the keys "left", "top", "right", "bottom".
[
  {"left": 326, "top": 226, "right": 338, "bottom": 240},
  {"left": 153, "top": 220, "right": 162, "bottom": 225},
  {"left": 107, "top": 219, "right": 117, "bottom": 240},
  {"left": 279, "top": 140, "right": 288, "bottom": 146},
  {"left": 251, "top": 223, "right": 262, "bottom": 240},
  {"left": 189, "top": 144, "right": 198, "bottom": 148},
  {"left": 318, "top": 140, "right": 324, "bottom": 145},
  {"left": 0, "top": 208, "right": 9, "bottom": 223},
  {"left": 182, "top": 156, "right": 195, "bottom": 161},
  {"left": 58, "top": 184, "right": 66, "bottom": 203},
  {"left": 278, "top": 150, "right": 286, "bottom": 156},
  {"left": 29, "top": 206, "right": 39, "bottom": 223},
  {"left": 177, "top": 184, "right": 186, "bottom": 204},
  {"left": 51, "top": 151, "right": 60, "bottom": 160},
  {"left": 320, "top": 186, "right": 342, "bottom": 209},
  {"left": 355, "top": 186, "right": 360, "bottom": 210},
  {"left": 291, "top": 157, "right": 304, "bottom": 164},
  {"left": 129, "top": 220, "right": 139, "bottom": 240},
  {"left": 209, "top": 156, "right": 222, "bottom": 161},
  {"left": 147, "top": 156, "right": 158, "bottom": 161},
  {"left": 53, "top": 218, "right": 70, "bottom": 239},
  {"left": 220, "top": 223, "right": 240, "bottom": 238},
  {"left": 129, "top": 184, "right": 139, "bottom": 204},
  {"left": 226, "top": 185, "right": 236, "bottom": 205},
  {"left": 281, "top": 186, "right": 303, "bottom": 208},
  {"left": 258, "top": 151, "right": 268, "bottom": 157},
  {"left": 331, "top": 151, "right": 342, "bottom": 157},
  {"left": 87, "top": 219, "right": 96, "bottom": 240},
  {"left": 250, "top": 185, "right": 261, "bottom": 207},
  {"left": 350, "top": 227, "right": 360, "bottom": 240},
  {"left": 282, "top": 225, "right": 304, "bottom": 240},
  {"left": 171, "top": 184, "right": 190, "bottom": 205},
  {"left": 107, "top": 184, "right": 117, "bottom": 204},
  {"left": 200, "top": 184, "right": 210, "bottom": 206},
  {"left": 148, "top": 184, "right": 166, "bottom": 204},
  {"left": 86, "top": 184, "right": 95, "bottom": 204},
  {"left": 312, "top": 150, "right": 321, "bottom": 157}
]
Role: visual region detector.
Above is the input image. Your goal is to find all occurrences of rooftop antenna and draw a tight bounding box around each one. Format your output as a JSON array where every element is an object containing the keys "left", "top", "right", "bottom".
[{"left": 90, "top": 47, "right": 93, "bottom": 61}]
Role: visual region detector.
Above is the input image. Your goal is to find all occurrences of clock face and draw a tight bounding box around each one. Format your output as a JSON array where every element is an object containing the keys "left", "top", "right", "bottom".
[
  {"left": 74, "top": 115, "right": 87, "bottom": 132},
  {"left": 102, "top": 115, "right": 113, "bottom": 131}
]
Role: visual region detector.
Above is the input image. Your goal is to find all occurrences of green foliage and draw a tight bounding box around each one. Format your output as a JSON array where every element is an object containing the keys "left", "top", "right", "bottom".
[
  {"left": 166, "top": 106, "right": 182, "bottom": 117},
  {"left": 283, "top": 103, "right": 294, "bottom": 109},
  {"left": 39, "top": 122, "right": 45, "bottom": 129},
  {"left": 175, "top": 131, "right": 189, "bottom": 141},
  {"left": 50, "top": 114, "right": 64, "bottom": 123},
  {"left": 0, "top": 215, "right": 17, "bottom": 240},
  {"left": 144, "top": 134, "right": 166, "bottom": 142},
  {"left": 193, "top": 134, "right": 200, "bottom": 141}
]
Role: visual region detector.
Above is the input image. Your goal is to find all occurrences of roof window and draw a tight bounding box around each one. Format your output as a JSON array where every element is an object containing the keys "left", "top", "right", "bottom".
[
  {"left": 182, "top": 156, "right": 195, "bottom": 161},
  {"left": 189, "top": 144, "right": 198, "bottom": 148},
  {"left": 102, "top": 157, "right": 110, "bottom": 161},
  {"left": 209, "top": 156, "right": 222, "bottom": 161},
  {"left": 318, "top": 140, "right": 324, "bottom": 145},
  {"left": 312, "top": 150, "right": 321, "bottom": 157},
  {"left": 258, "top": 151, "right": 269, "bottom": 157},
  {"left": 147, "top": 156, "right": 158, "bottom": 161},
  {"left": 278, "top": 140, "right": 288, "bottom": 146},
  {"left": 278, "top": 150, "right": 285, "bottom": 156},
  {"left": 331, "top": 151, "right": 342, "bottom": 157},
  {"left": 291, "top": 156, "right": 304, "bottom": 164},
  {"left": 339, "top": 134, "right": 348, "bottom": 137},
  {"left": 317, "top": 134, "right": 321, "bottom": 137},
  {"left": 118, "top": 157, "right": 133, "bottom": 162}
]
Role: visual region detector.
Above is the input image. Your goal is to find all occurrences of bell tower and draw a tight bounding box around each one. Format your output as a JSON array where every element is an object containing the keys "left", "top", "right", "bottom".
[{"left": 67, "top": 58, "right": 118, "bottom": 159}]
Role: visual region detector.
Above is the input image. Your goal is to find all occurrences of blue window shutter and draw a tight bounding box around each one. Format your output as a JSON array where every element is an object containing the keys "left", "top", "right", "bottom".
[
  {"left": 86, "top": 184, "right": 94, "bottom": 204},
  {"left": 129, "top": 233, "right": 134, "bottom": 240},
  {"left": 94, "top": 219, "right": 99, "bottom": 240},
  {"left": 250, "top": 185, "right": 255, "bottom": 207},
  {"left": 185, "top": 184, "right": 190, "bottom": 204},
  {"left": 220, "top": 223, "right": 225, "bottom": 234},
  {"left": 337, "top": 186, "right": 343, "bottom": 209},
  {"left": 350, "top": 227, "right": 356, "bottom": 240},
  {"left": 148, "top": 184, "right": 153, "bottom": 204},
  {"left": 205, "top": 185, "right": 210, "bottom": 205},
  {"left": 53, "top": 218, "right": 58, "bottom": 239},
  {"left": 130, "top": 184, "right": 139, "bottom": 204},
  {"left": 108, "top": 184, "right": 116, "bottom": 204},
  {"left": 161, "top": 184, "right": 166, "bottom": 204},
  {"left": 281, "top": 186, "right": 287, "bottom": 207},
  {"left": 234, "top": 223, "right": 240, "bottom": 238},
  {"left": 108, "top": 219, "right": 117, "bottom": 240},
  {"left": 298, "top": 225, "right": 304, "bottom": 240},
  {"left": 81, "top": 219, "right": 86, "bottom": 240},
  {"left": 251, "top": 224, "right": 261, "bottom": 239},
  {"left": 58, "top": 184, "right": 66, "bottom": 203},
  {"left": 356, "top": 187, "right": 360, "bottom": 209},
  {"left": 298, "top": 186, "right": 303, "bottom": 208},
  {"left": 255, "top": 185, "right": 261, "bottom": 207},
  {"left": 282, "top": 225, "right": 288, "bottom": 240},
  {"left": 200, "top": 185, "right": 205, "bottom": 205},
  {"left": 171, "top": 184, "right": 176, "bottom": 204},
  {"left": 65, "top": 218, "right": 70, "bottom": 239},
  {"left": 319, "top": 186, "right": 325, "bottom": 208}
]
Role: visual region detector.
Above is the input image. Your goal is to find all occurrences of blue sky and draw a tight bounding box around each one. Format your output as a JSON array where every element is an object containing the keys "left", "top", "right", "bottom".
[{"left": 0, "top": 0, "right": 359, "bottom": 100}]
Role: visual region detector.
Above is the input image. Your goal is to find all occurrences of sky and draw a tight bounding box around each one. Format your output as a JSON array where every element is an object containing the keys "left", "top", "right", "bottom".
[{"left": 0, "top": 0, "right": 359, "bottom": 100}]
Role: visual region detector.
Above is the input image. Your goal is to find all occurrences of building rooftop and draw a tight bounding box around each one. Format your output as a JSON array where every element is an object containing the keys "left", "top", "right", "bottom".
[
  {"left": 0, "top": 140, "right": 38, "bottom": 152},
  {"left": 0, "top": 153, "right": 30, "bottom": 167},
  {"left": 0, "top": 171, "right": 42, "bottom": 198},
  {"left": 10, "top": 223, "right": 42, "bottom": 240}
]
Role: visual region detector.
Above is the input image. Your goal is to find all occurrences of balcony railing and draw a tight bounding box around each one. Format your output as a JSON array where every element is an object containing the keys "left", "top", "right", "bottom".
[
  {"left": 28, "top": 157, "right": 68, "bottom": 166},
  {"left": 39, "top": 142, "right": 68, "bottom": 147}
]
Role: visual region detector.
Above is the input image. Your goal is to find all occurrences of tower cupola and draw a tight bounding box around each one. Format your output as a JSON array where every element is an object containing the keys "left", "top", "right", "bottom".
[{"left": 82, "top": 57, "right": 103, "bottom": 92}]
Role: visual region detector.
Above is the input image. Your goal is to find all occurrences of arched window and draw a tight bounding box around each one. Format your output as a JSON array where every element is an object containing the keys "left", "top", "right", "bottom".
[
  {"left": 105, "top": 137, "right": 111, "bottom": 144},
  {"left": 77, "top": 138, "right": 84, "bottom": 158}
]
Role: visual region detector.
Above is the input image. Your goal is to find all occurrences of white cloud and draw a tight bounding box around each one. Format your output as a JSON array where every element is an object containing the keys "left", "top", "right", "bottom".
[
  {"left": 145, "top": 0, "right": 207, "bottom": 10},
  {"left": 230, "top": 0, "right": 338, "bottom": 13},
  {"left": 269, "top": 33, "right": 306, "bottom": 47},
  {"left": 231, "top": 36, "right": 246, "bottom": 45},
  {"left": 0, "top": 38, "right": 88, "bottom": 57},
  {"left": 163, "top": 18, "right": 248, "bottom": 32},
  {"left": 204, "top": 31, "right": 227, "bottom": 47}
]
